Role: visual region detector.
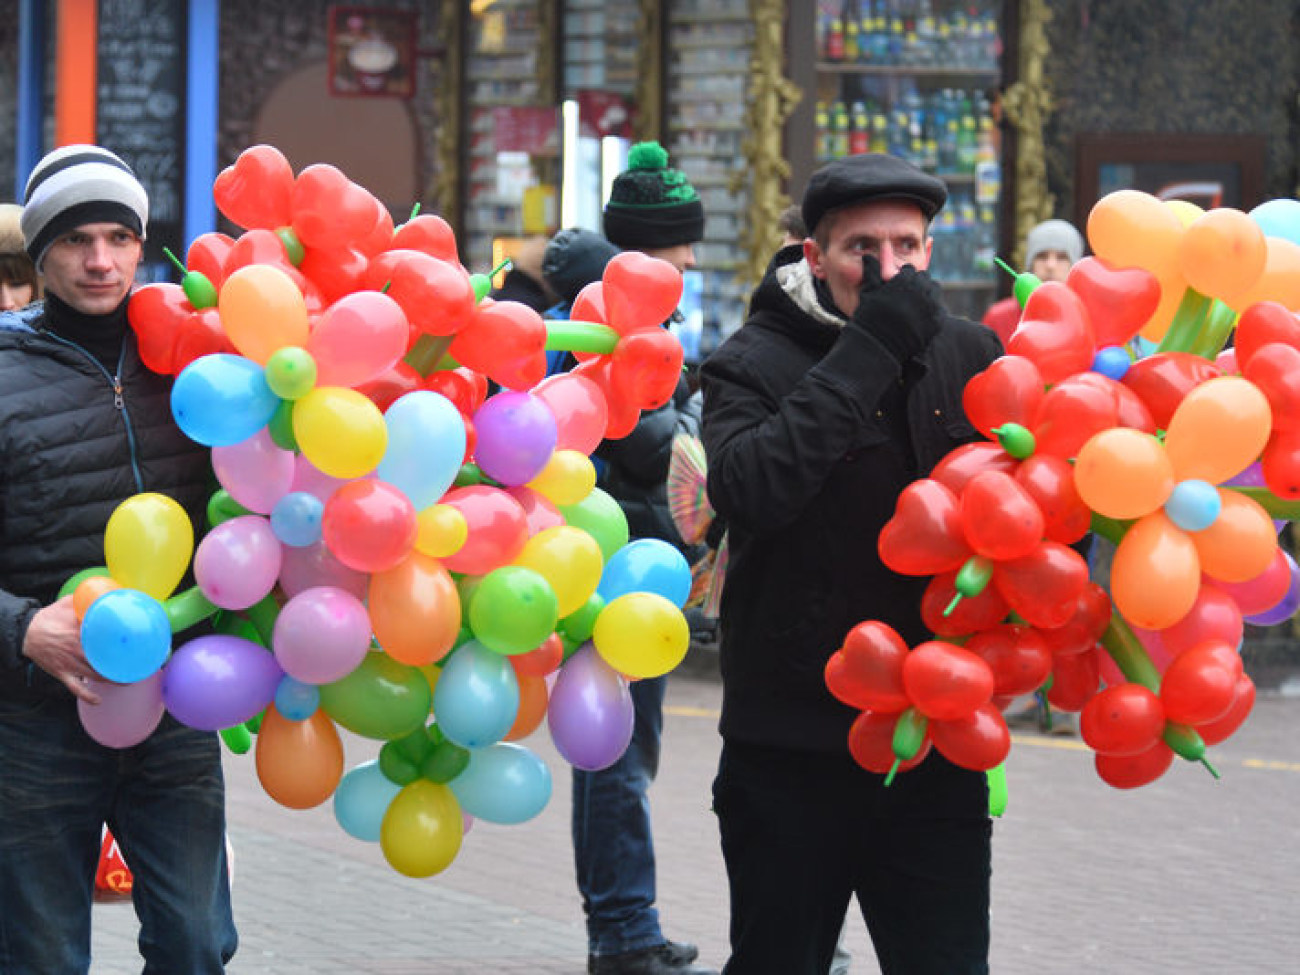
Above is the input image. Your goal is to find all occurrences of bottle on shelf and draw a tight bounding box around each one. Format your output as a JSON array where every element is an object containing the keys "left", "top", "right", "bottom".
[
  {"left": 825, "top": 14, "right": 845, "bottom": 61},
  {"left": 849, "top": 101, "right": 871, "bottom": 155}
]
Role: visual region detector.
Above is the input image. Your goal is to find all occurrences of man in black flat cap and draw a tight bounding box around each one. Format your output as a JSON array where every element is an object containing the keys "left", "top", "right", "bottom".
[{"left": 699, "top": 153, "right": 1002, "bottom": 975}]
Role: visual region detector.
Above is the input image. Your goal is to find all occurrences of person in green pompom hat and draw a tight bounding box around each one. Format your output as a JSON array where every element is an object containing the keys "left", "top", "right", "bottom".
[{"left": 603, "top": 140, "right": 706, "bottom": 276}]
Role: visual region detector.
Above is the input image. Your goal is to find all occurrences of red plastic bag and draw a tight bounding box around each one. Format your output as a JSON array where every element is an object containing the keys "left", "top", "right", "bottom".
[{"left": 95, "top": 826, "right": 133, "bottom": 898}]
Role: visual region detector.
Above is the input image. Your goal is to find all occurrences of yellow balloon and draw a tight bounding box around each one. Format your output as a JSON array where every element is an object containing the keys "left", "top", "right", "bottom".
[
  {"left": 104, "top": 493, "right": 194, "bottom": 599},
  {"left": 292, "top": 386, "right": 388, "bottom": 478},
  {"left": 526, "top": 450, "right": 597, "bottom": 506},
  {"left": 380, "top": 779, "right": 463, "bottom": 878},
  {"left": 415, "top": 504, "right": 468, "bottom": 558},
  {"left": 592, "top": 592, "right": 690, "bottom": 679},
  {"left": 218, "top": 263, "right": 309, "bottom": 365},
  {"left": 514, "top": 525, "right": 604, "bottom": 617},
  {"left": 1073, "top": 429, "right": 1174, "bottom": 520},
  {"left": 1192, "top": 490, "right": 1278, "bottom": 583},
  {"left": 1164, "top": 377, "right": 1271, "bottom": 484}
]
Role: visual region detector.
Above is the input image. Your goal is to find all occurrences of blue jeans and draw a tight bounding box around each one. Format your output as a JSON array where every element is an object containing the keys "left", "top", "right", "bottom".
[
  {"left": 572, "top": 674, "right": 666, "bottom": 956},
  {"left": 0, "top": 694, "right": 237, "bottom": 974}
]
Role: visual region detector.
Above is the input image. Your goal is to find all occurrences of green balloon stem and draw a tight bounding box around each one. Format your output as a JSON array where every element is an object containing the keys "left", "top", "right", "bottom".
[
  {"left": 1089, "top": 512, "right": 1130, "bottom": 546},
  {"left": 986, "top": 763, "right": 1009, "bottom": 817},
  {"left": 409, "top": 202, "right": 422, "bottom": 221},
  {"left": 219, "top": 725, "right": 252, "bottom": 755},
  {"left": 883, "top": 758, "right": 900, "bottom": 788},
  {"left": 1100, "top": 614, "right": 1163, "bottom": 692},
  {"left": 164, "top": 586, "right": 219, "bottom": 633},
  {"left": 380, "top": 280, "right": 391, "bottom": 294},
  {"left": 1155, "top": 287, "right": 1211, "bottom": 354},
  {"left": 162, "top": 246, "right": 187, "bottom": 275},
  {"left": 1188, "top": 299, "right": 1238, "bottom": 360},
  {"left": 1200, "top": 756, "right": 1221, "bottom": 780},
  {"left": 994, "top": 256, "right": 1016, "bottom": 278},
  {"left": 1228, "top": 485, "right": 1300, "bottom": 520},
  {"left": 405, "top": 334, "right": 454, "bottom": 376},
  {"left": 243, "top": 594, "right": 281, "bottom": 647},
  {"left": 489, "top": 257, "right": 512, "bottom": 277},
  {"left": 545, "top": 320, "right": 620, "bottom": 355},
  {"left": 944, "top": 592, "right": 963, "bottom": 616}
]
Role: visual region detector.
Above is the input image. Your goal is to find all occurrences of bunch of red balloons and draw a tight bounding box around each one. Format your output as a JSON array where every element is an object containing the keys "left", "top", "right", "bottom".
[{"left": 831, "top": 188, "right": 1300, "bottom": 790}]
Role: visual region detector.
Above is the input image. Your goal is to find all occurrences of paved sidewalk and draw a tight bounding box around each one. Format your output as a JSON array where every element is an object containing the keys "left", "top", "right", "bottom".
[{"left": 91, "top": 666, "right": 1300, "bottom": 974}]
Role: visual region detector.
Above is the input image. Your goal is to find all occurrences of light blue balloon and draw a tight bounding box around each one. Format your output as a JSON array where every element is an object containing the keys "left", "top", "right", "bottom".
[
  {"left": 432, "top": 640, "right": 520, "bottom": 748},
  {"left": 449, "top": 742, "right": 552, "bottom": 825},
  {"left": 333, "top": 759, "right": 402, "bottom": 842},
  {"left": 171, "top": 354, "right": 280, "bottom": 447},
  {"left": 378, "top": 391, "right": 467, "bottom": 510},
  {"left": 270, "top": 491, "right": 324, "bottom": 547},
  {"left": 1249, "top": 199, "right": 1300, "bottom": 247},
  {"left": 1164, "top": 479, "right": 1221, "bottom": 532},
  {"left": 598, "top": 538, "right": 692, "bottom": 608},
  {"left": 274, "top": 674, "right": 320, "bottom": 720},
  {"left": 81, "top": 588, "right": 173, "bottom": 684}
]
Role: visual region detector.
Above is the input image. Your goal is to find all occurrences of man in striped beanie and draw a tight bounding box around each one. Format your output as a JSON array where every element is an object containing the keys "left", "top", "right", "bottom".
[{"left": 0, "top": 145, "right": 236, "bottom": 971}]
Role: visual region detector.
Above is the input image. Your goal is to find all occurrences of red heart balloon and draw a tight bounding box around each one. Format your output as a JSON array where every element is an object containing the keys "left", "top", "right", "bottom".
[
  {"left": 826, "top": 621, "right": 911, "bottom": 713},
  {"left": 992, "top": 541, "right": 1090, "bottom": 629},
  {"left": 1262, "top": 427, "right": 1300, "bottom": 499},
  {"left": 601, "top": 252, "right": 683, "bottom": 334},
  {"left": 299, "top": 245, "right": 369, "bottom": 305},
  {"left": 422, "top": 366, "right": 489, "bottom": 418},
  {"left": 572, "top": 357, "right": 641, "bottom": 440},
  {"left": 1031, "top": 378, "right": 1117, "bottom": 460},
  {"left": 356, "top": 361, "right": 423, "bottom": 413},
  {"left": 221, "top": 228, "right": 292, "bottom": 278},
  {"left": 389, "top": 214, "right": 459, "bottom": 263},
  {"left": 921, "top": 570, "right": 1010, "bottom": 637},
  {"left": 1036, "top": 582, "right": 1113, "bottom": 656},
  {"left": 185, "top": 232, "right": 235, "bottom": 289},
  {"left": 291, "top": 164, "right": 383, "bottom": 250},
  {"left": 1065, "top": 256, "right": 1161, "bottom": 348},
  {"left": 609, "top": 329, "right": 685, "bottom": 410},
  {"left": 128, "top": 283, "right": 191, "bottom": 374},
  {"left": 848, "top": 709, "right": 931, "bottom": 775},
  {"left": 365, "top": 250, "right": 476, "bottom": 337},
  {"left": 929, "top": 441, "right": 1020, "bottom": 496},
  {"left": 902, "top": 641, "right": 995, "bottom": 721},
  {"left": 1243, "top": 342, "right": 1300, "bottom": 431},
  {"left": 1007, "top": 281, "right": 1096, "bottom": 386},
  {"left": 1234, "top": 300, "right": 1300, "bottom": 369},
  {"left": 1045, "top": 646, "right": 1101, "bottom": 712},
  {"left": 1120, "top": 352, "right": 1222, "bottom": 430},
  {"left": 212, "top": 144, "right": 294, "bottom": 230},
  {"left": 356, "top": 199, "right": 395, "bottom": 258},
  {"left": 449, "top": 301, "right": 547, "bottom": 391},
  {"left": 878, "top": 479, "right": 971, "bottom": 576},
  {"left": 1013, "top": 454, "right": 1091, "bottom": 545},
  {"left": 1194, "top": 673, "right": 1255, "bottom": 746},
  {"left": 171, "top": 308, "right": 234, "bottom": 373},
  {"left": 961, "top": 354, "right": 1044, "bottom": 440},
  {"left": 959, "top": 470, "right": 1045, "bottom": 561},
  {"left": 928, "top": 703, "right": 1011, "bottom": 771},
  {"left": 965, "top": 623, "right": 1052, "bottom": 697}
]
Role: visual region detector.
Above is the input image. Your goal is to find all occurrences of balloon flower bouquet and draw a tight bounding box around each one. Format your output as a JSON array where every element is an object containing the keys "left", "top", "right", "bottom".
[
  {"left": 827, "top": 190, "right": 1300, "bottom": 791},
  {"left": 68, "top": 144, "right": 697, "bottom": 878}
]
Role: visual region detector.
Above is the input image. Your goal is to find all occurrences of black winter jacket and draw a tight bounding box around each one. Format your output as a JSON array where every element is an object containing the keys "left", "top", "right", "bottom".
[
  {"left": 0, "top": 300, "right": 212, "bottom": 700},
  {"left": 700, "top": 247, "right": 1001, "bottom": 817}
]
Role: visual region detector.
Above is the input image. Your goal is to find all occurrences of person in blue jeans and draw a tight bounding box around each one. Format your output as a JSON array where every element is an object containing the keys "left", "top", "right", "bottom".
[
  {"left": 545, "top": 144, "right": 717, "bottom": 975},
  {"left": 0, "top": 145, "right": 236, "bottom": 973}
]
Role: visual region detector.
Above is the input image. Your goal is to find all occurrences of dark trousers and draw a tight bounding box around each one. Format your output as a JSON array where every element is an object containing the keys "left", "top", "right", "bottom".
[{"left": 713, "top": 740, "right": 991, "bottom": 975}]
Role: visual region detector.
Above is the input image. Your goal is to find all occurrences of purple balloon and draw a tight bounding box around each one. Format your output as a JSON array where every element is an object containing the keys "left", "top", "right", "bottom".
[
  {"left": 78, "top": 672, "right": 165, "bottom": 748},
  {"left": 547, "top": 644, "right": 634, "bottom": 770},
  {"left": 162, "top": 635, "right": 284, "bottom": 731},
  {"left": 1245, "top": 552, "right": 1300, "bottom": 626},
  {"left": 472, "top": 391, "right": 558, "bottom": 486}
]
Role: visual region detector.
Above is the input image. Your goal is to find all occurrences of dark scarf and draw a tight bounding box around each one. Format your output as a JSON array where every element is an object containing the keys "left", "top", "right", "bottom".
[{"left": 40, "top": 292, "right": 130, "bottom": 370}]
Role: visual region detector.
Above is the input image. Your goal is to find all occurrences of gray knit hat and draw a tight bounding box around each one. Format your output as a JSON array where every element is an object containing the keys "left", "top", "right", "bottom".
[
  {"left": 1024, "top": 218, "right": 1084, "bottom": 269},
  {"left": 22, "top": 145, "right": 148, "bottom": 269}
]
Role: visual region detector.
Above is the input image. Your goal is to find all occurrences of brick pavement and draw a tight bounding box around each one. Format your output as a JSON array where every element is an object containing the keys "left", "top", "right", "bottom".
[{"left": 90, "top": 661, "right": 1300, "bottom": 975}]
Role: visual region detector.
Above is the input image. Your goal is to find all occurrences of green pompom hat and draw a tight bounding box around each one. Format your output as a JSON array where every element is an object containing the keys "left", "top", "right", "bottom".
[{"left": 603, "top": 141, "right": 706, "bottom": 250}]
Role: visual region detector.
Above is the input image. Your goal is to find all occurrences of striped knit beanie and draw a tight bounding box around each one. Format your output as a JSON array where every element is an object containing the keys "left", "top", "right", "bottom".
[
  {"left": 603, "top": 142, "right": 704, "bottom": 250},
  {"left": 22, "top": 145, "right": 148, "bottom": 269}
]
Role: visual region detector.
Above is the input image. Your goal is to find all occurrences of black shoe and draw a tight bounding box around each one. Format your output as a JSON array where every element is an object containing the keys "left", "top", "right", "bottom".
[{"left": 589, "top": 941, "right": 717, "bottom": 975}]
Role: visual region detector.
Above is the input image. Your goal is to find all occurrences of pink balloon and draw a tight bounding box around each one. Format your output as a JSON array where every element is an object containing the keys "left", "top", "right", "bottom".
[
  {"left": 290, "top": 453, "right": 352, "bottom": 505},
  {"left": 1207, "top": 547, "right": 1292, "bottom": 616},
  {"left": 533, "top": 373, "right": 609, "bottom": 454},
  {"left": 194, "top": 515, "right": 283, "bottom": 610},
  {"left": 321, "top": 479, "right": 418, "bottom": 573},
  {"left": 278, "top": 540, "right": 368, "bottom": 598},
  {"left": 78, "top": 672, "right": 165, "bottom": 748},
  {"left": 212, "top": 428, "right": 295, "bottom": 514},
  {"left": 506, "top": 486, "right": 564, "bottom": 535},
  {"left": 306, "top": 290, "right": 409, "bottom": 388},
  {"left": 1159, "top": 585, "right": 1244, "bottom": 656},
  {"left": 272, "top": 587, "right": 372, "bottom": 684},
  {"left": 440, "top": 485, "right": 529, "bottom": 576}
]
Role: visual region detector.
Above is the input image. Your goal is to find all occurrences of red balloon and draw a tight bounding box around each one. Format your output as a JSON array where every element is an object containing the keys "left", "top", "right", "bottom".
[
  {"left": 961, "top": 355, "right": 1045, "bottom": 440},
  {"left": 878, "top": 480, "right": 971, "bottom": 576},
  {"left": 366, "top": 249, "right": 477, "bottom": 338},
  {"left": 929, "top": 441, "right": 1021, "bottom": 496},
  {"left": 298, "top": 245, "right": 369, "bottom": 304},
  {"left": 172, "top": 308, "right": 234, "bottom": 373},
  {"left": 212, "top": 144, "right": 294, "bottom": 231},
  {"left": 1031, "top": 378, "right": 1118, "bottom": 460},
  {"left": 1080, "top": 683, "right": 1165, "bottom": 756},
  {"left": 1159, "top": 585, "right": 1243, "bottom": 656},
  {"left": 609, "top": 328, "right": 685, "bottom": 410},
  {"left": 1014, "top": 454, "right": 1091, "bottom": 545},
  {"left": 291, "top": 163, "right": 383, "bottom": 250},
  {"left": 423, "top": 366, "right": 489, "bottom": 418},
  {"left": 356, "top": 200, "right": 395, "bottom": 258},
  {"left": 965, "top": 623, "right": 1052, "bottom": 697},
  {"left": 510, "top": 633, "right": 565, "bottom": 678},
  {"left": 601, "top": 251, "right": 683, "bottom": 334},
  {"left": 449, "top": 300, "right": 549, "bottom": 391},
  {"left": 1243, "top": 342, "right": 1300, "bottom": 431},
  {"left": 929, "top": 703, "right": 1011, "bottom": 771},
  {"left": 1195, "top": 673, "right": 1256, "bottom": 746},
  {"left": 357, "top": 361, "right": 423, "bottom": 413},
  {"left": 1006, "top": 281, "right": 1097, "bottom": 385},
  {"left": 390, "top": 213, "right": 459, "bottom": 262},
  {"left": 1067, "top": 371, "right": 1156, "bottom": 434},
  {"left": 1065, "top": 256, "right": 1161, "bottom": 348},
  {"left": 572, "top": 357, "right": 642, "bottom": 440},
  {"left": 439, "top": 485, "right": 529, "bottom": 575},
  {"left": 1160, "top": 640, "right": 1242, "bottom": 725},
  {"left": 1094, "top": 740, "right": 1175, "bottom": 789},
  {"left": 847, "top": 709, "right": 931, "bottom": 775},
  {"left": 959, "top": 471, "right": 1045, "bottom": 561},
  {"left": 920, "top": 570, "right": 1010, "bottom": 637},
  {"left": 221, "top": 227, "right": 292, "bottom": 279},
  {"left": 1046, "top": 646, "right": 1101, "bottom": 711},
  {"left": 993, "top": 541, "right": 1090, "bottom": 629},
  {"left": 1262, "top": 427, "right": 1300, "bottom": 500},
  {"left": 901, "top": 641, "right": 995, "bottom": 721},
  {"left": 1036, "top": 583, "right": 1113, "bottom": 656},
  {"left": 825, "top": 621, "right": 911, "bottom": 713},
  {"left": 504, "top": 486, "right": 564, "bottom": 535},
  {"left": 321, "top": 479, "right": 418, "bottom": 573},
  {"left": 1233, "top": 300, "right": 1300, "bottom": 370},
  {"left": 128, "top": 284, "right": 233, "bottom": 376},
  {"left": 185, "top": 232, "right": 235, "bottom": 289},
  {"left": 1121, "top": 352, "right": 1222, "bottom": 430}
]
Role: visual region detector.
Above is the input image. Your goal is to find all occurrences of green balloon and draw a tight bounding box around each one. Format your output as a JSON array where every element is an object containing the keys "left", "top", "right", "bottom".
[
  {"left": 265, "top": 347, "right": 318, "bottom": 401},
  {"left": 560, "top": 593, "right": 605, "bottom": 644},
  {"left": 558, "top": 488, "right": 629, "bottom": 561},
  {"left": 469, "top": 566, "right": 559, "bottom": 655},
  {"left": 219, "top": 724, "right": 253, "bottom": 755},
  {"left": 378, "top": 741, "right": 421, "bottom": 785},
  {"left": 421, "top": 738, "right": 470, "bottom": 784},
  {"left": 207, "top": 489, "right": 252, "bottom": 529},
  {"left": 268, "top": 399, "right": 298, "bottom": 452},
  {"left": 319, "top": 653, "right": 432, "bottom": 740}
]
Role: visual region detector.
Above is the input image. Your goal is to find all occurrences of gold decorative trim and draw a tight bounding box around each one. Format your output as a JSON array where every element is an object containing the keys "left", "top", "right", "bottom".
[
  {"left": 538, "top": 0, "right": 558, "bottom": 104},
  {"left": 432, "top": 0, "right": 462, "bottom": 223},
  {"left": 1001, "top": 0, "right": 1054, "bottom": 269},
  {"left": 737, "top": 0, "right": 803, "bottom": 290},
  {"left": 634, "top": 0, "right": 662, "bottom": 142}
]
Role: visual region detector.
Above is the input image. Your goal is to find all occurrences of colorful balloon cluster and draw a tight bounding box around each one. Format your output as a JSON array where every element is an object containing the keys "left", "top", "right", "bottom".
[
  {"left": 828, "top": 189, "right": 1300, "bottom": 790},
  {"left": 74, "top": 144, "right": 697, "bottom": 878}
]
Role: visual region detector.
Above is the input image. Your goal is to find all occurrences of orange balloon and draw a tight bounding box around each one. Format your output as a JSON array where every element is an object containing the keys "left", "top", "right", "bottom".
[
  {"left": 1137, "top": 269, "right": 1189, "bottom": 343},
  {"left": 1224, "top": 237, "right": 1300, "bottom": 312},
  {"left": 504, "top": 673, "right": 549, "bottom": 741},
  {"left": 254, "top": 705, "right": 345, "bottom": 809},
  {"left": 73, "top": 576, "right": 121, "bottom": 620},
  {"left": 368, "top": 551, "right": 462, "bottom": 666},
  {"left": 1111, "top": 512, "right": 1201, "bottom": 629},
  {"left": 1165, "top": 199, "right": 1204, "bottom": 227},
  {"left": 1192, "top": 490, "right": 1278, "bottom": 583},
  {"left": 1087, "top": 190, "right": 1185, "bottom": 277},
  {"left": 1179, "top": 209, "right": 1267, "bottom": 300},
  {"left": 1074, "top": 428, "right": 1175, "bottom": 520},
  {"left": 218, "top": 263, "right": 309, "bottom": 364},
  {"left": 1164, "top": 376, "right": 1272, "bottom": 484}
]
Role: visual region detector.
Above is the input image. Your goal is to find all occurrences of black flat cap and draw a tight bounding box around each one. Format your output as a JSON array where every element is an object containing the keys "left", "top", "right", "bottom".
[{"left": 802, "top": 153, "right": 948, "bottom": 235}]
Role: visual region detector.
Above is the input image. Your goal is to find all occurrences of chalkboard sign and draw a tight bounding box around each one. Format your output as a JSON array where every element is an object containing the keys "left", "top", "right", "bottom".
[{"left": 96, "top": 0, "right": 188, "bottom": 278}]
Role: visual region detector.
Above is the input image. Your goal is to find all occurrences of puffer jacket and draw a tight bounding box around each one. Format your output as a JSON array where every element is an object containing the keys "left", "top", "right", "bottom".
[{"left": 0, "top": 303, "right": 212, "bottom": 700}]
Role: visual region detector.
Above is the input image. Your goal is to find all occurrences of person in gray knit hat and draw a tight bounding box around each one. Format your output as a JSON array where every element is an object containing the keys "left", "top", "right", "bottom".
[{"left": 0, "top": 144, "right": 237, "bottom": 972}]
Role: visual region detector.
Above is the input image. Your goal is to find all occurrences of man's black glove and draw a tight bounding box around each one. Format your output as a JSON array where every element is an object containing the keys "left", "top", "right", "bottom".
[{"left": 849, "top": 254, "right": 944, "bottom": 365}]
